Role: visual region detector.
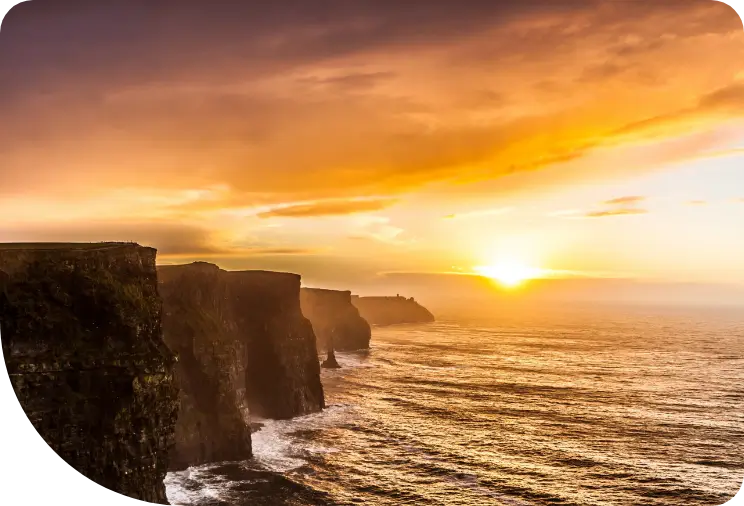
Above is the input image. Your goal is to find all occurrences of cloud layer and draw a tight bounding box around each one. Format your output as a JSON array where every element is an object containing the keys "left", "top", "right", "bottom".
[
  {"left": 1, "top": 0, "right": 742, "bottom": 204},
  {"left": 1, "top": 0, "right": 742, "bottom": 283}
]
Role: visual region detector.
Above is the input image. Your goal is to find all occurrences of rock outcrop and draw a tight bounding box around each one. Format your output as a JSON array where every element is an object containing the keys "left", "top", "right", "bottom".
[
  {"left": 300, "top": 288, "right": 371, "bottom": 351},
  {"left": 321, "top": 347, "right": 341, "bottom": 369},
  {"left": 158, "top": 262, "right": 252, "bottom": 471},
  {"left": 0, "top": 243, "right": 178, "bottom": 504},
  {"left": 351, "top": 295, "right": 435, "bottom": 326},
  {"left": 158, "top": 263, "right": 324, "bottom": 470},
  {"left": 231, "top": 270, "right": 324, "bottom": 419}
]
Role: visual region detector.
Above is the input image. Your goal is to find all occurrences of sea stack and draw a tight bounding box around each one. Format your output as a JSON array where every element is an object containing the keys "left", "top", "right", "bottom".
[
  {"left": 351, "top": 295, "right": 435, "bottom": 326},
  {"left": 300, "top": 288, "right": 371, "bottom": 351},
  {"left": 0, "top": 243, "right": 178, "bottom": 504},
  {"left": 158, "top": 262, "right": 253, "bottom": 471},
  {"left": 321, "top": 340, "right": 341, "bottom": 369}
]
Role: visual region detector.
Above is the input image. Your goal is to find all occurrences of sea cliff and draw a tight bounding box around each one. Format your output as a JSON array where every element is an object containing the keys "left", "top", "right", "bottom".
[
  {"left": 158, "top": 262, "right": 252, "bottom": 471},
  {"left": 300, "top": 288, "right": 371, "bottom": 352},
  {"left": 0, "top": 243, "right": 178, "bottom": 504},
  {"left": 229, "top": 270, "right": 324, "bottom": 419},
  {"left": 351, "top": 295, "right": 435, "bottom": 326},
  {"left": 158, "top": 262, "right": 324, "bottom": 471}
]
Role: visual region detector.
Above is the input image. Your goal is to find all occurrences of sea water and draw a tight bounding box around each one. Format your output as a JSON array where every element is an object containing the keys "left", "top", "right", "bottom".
[{"left": 166, "top": 303, "right": 744, "bottom": 505}]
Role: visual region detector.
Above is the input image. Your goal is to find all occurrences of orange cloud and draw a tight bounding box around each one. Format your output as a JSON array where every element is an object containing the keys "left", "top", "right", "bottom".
[
  {"left": 0, "top": 0, "right": 741, "bottom": 207},
  {"left": 256, "top": 197, "right": 398, "bottom": 218}
]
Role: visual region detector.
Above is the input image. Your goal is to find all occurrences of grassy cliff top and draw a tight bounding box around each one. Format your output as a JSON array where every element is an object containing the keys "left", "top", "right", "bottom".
[
  {"left": 0, "top": 242, "right": 142, "bottom": 251},
  {"left": 158, "top": 262, "right": 301, "bottom": 280},
  {"left": 301, "top": 287, "right": 352, "bottom": 295}
]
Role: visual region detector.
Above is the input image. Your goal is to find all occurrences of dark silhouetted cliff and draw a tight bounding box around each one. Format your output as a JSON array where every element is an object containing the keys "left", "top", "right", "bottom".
[
  {"left": 351, "top": 295, "right": 435, "bottom": 326},
  {"left": 300, "top": 288, "right": 371, "bottom": 351},
  {"left": 230, "top": 270, "right": 324, "bottom": 419},
  {"left": 0, "top": 243, "right": 178, "bottom": 504},
  {"left": 159, "top": 264, "right": 323, "bottom": 442},
  {"left": 158, "top": 262, "right": 253, "bottom": 471}
]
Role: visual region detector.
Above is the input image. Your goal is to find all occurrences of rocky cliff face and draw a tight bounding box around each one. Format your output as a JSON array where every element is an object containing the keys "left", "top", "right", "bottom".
[
  {"left": 159, "top": 264, "right": 324, "bottom": 461},
  {"left": 0, "top": 243, "right": 178, "bottom": 504},
  {"left": 230, "top": 270, "right": 324, "bottom": 420},
  {"left": 158, "top": 262, "right": 252, "bottom": 471},
  {"left": 351, "top": 295, "right": 435, "bottom": 326},
  {"left": 300, "top": 288, "right": 371, "bottom": 352}
]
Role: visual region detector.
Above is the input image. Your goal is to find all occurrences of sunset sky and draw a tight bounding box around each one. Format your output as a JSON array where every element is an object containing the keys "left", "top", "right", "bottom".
[{"left": 1, "top": 1, "right": 743, "bottom": 301}]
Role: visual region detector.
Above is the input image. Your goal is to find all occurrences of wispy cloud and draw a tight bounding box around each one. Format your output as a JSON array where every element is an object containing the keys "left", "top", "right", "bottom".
[
  {"left": 583, "top": 196, "right": 648, "bottom": 218},
  {"left": 687, "top": 200, "right": 707, "bottom": 206},
  {"left": 348, "top": 216, "right": 412, "bottom": 245},
  {"left": 604, "top": 196, "right": 646, "bottom": 206},
  {"left": 443, "top": 207, "right": 512, "bottom": 220},
  {"left": 257, "top": 197, "right": 398, "bottom": 218},
  {"left": 585, "top": 208, "right": 648, "bottom": 218}
]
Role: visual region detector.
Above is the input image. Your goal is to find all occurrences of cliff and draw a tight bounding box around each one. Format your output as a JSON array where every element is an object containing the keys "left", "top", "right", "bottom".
[
  {"left": 0, "top": 243, "right": 178, "bottom": 504},
  {"left": 228, "top": 270, "right": 324, "bottom": 419},
  {"left": 157, "top": 262, "right": 252, "bottom": 471},
  {"left": 158, "top": 263, "right": 324, "bottom": 468},
  {"left": 351, "top": 295, "right": 435, "bottom": 326},
  {"left": 300, "top": 288, "right": 371, "bottom": 352}
]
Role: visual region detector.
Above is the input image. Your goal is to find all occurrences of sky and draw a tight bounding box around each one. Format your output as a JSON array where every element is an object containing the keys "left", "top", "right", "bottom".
[{"left": 1, "top": 0, "right": 744, "bottom": 304}]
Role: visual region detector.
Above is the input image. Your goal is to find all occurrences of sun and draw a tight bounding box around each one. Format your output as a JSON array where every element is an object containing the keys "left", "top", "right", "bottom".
[{"left": 474, "top": 261, "right": 543, "bottom": 288}]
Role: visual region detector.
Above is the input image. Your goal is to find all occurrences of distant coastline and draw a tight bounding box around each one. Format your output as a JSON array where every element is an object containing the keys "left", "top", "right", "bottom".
[{"left": 352, "top": 295, "right": 435, "bottom": 327}]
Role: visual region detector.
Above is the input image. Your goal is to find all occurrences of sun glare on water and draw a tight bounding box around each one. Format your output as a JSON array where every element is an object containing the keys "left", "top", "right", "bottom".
[{"left": 474, "top": 261, "right": 544, "bottom": 288}]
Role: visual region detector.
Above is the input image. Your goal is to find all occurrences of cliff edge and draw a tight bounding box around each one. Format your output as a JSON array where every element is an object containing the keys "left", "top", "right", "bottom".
[
  {"left": 158, "top": 262, "right": 253, "bottom": 471},
  {"left": 159, "top": 263, "right": 324, "bottom": 458},
  {"left": 0, "top": 243, "right": 178, "bottom": 504},
  {"left": 300, "top": 288, "right": 371, "bottom": 352},
  {"left": 351, "top": 295, "right": 435, "bottom": 326}
]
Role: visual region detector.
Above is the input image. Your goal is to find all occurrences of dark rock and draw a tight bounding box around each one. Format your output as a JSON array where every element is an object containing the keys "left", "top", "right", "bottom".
[
  {"left": 300, "top": 288, "right": 371, "bottom": 351},
  {"left": 230, "top": 270, "right": 324, "bottom": 420},
  {"left": 159, "top": 264, "right": 324, "bottom": 460},
  {"left": 0, "top": 242, "right": 178, "bottom": 504},
  {"left": 351, "top": 294, "right": 435, "bottom": 326},
  {"left": 158, "top": 262, "right": 253, "bottom": 471},
  {"left": 321, "top": 347, "right": 341, "bottom": 369}
]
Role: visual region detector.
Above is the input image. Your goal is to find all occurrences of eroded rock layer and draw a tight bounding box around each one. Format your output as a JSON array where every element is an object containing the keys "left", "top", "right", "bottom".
[
  {"left": 300, "top": 288, "right": 371, "bottom": 352},
  {"left": 351, "top": 295, "right": 435, "bottom": 326},
  {"left": 0, "top": 243, "right": 178, "bottom": 504},
  {"left": 158, "top": 262, "right": 252, "bottom": 471}
]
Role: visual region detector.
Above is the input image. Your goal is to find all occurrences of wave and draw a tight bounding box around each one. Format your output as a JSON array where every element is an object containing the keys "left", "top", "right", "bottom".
[
  {"left": 333, "top": 350, "right": 377, "bottom": 369},
  {"left": 251, "top": 404, "right": 353, "bottom": 473}
]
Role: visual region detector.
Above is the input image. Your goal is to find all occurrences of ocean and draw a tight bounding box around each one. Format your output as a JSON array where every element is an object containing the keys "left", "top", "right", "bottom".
[{"left": 165, "top": 303, "right": 744, "bottom": 505}]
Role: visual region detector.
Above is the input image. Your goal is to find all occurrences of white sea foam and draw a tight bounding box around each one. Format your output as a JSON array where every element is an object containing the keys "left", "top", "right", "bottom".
[
  {"left": 334, "top": 350, "right": 377, "bottom": 369},
  {"left": 251, "top": 403, "right": 353, "bottom": 473},
  {"left": 165, "top": 464, "right": 232, "bottom": 505}
]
